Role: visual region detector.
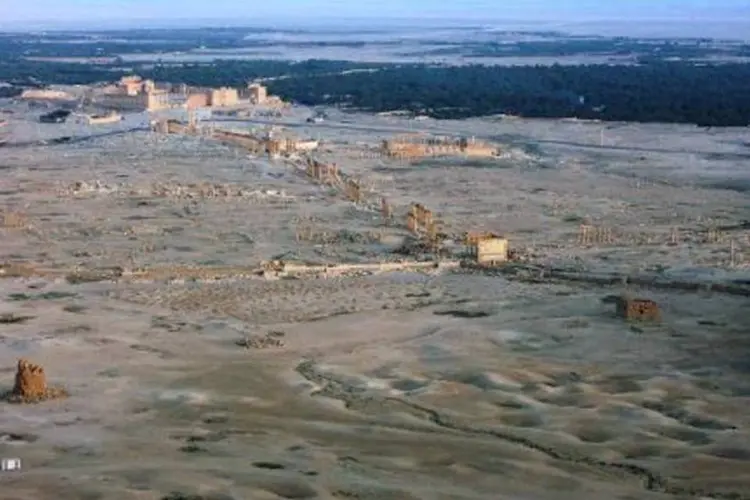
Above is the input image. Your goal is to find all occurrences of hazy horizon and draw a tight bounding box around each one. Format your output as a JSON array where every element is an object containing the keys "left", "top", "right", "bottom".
[
  {"left": 4, "top": 0, "right": 750, "bottom": 26},
  {"left": 1, "top": 1, "right": 749, "bottom": 41}
]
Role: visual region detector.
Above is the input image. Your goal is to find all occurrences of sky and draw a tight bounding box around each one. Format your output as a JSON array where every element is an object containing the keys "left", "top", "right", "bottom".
[{"left": 3, "top": 0, "right": 749, "bottom": 27}]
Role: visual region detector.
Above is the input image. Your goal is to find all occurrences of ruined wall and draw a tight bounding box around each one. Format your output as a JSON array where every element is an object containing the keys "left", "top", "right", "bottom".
[
  {"left": 119, "top": 75, "right": 143, "bottom": 96},
  {"left": 186, "top": 93, "right": 210, "bottom": 109},
  {"left": 382, "top": 137, "right": 497, "bottom": 159},
  {"left": 248, "top": 83, "right": 268, "bottom": 104},
  {"left": 295, "top": 140, "right": 319, "bottom": 152},
  {"left": 464, "top": 231, "right": 501, "bottom": 246},
  {"left": 20, "top": 89, "right": 73, "bottom": 100},
  {"left": 464, "top": 144, "right": 498, "bottom": 157},
  {"left": 87, "top": 112, "right": 122, "bottom": 125},
  {"left": 306, "top": 159, "right": 340, "bottom": 185},
  {"left": 143, "top": 91, "right": 170, "bottom": 111},
  {"left": 96, "top": 93, "right": 146, "bottom": 111},
  {"left": 208, "top": 88, "right": 239, "bottom": 107}
]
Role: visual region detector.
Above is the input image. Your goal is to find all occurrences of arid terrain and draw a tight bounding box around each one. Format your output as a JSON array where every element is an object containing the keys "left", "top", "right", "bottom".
[{"left": 1, "top": 100, "right": 749, "bottom": 499}]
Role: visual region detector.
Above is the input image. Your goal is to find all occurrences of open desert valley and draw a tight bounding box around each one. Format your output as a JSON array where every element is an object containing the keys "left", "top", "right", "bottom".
[{"left": 1, "top": 100, "right": 750, "bottom": 500}]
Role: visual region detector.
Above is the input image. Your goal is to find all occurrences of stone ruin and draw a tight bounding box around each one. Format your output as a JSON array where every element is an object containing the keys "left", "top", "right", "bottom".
[
  {"left": 0, "top": 211, "right": 29, "bottom": 229},
  {"left": 2, "top": 359, "right": 68, "bottom": 404},
  {"left": 236, "top": 331, "right": 286, "bottom": 349},
  {"left": 58, "top": 180, "right": 292, "bottom": 201},
  {"left": 602, "top": 295, "right": 661, "bottom": 322}
]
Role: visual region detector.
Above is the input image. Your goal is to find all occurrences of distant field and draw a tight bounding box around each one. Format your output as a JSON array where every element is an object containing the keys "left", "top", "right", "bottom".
[
  {"left": 3, "top": 25, "right": 750, "bottom": 65},
  {"left": 2, "top": 25, "right": 750, "bottom": 126}
]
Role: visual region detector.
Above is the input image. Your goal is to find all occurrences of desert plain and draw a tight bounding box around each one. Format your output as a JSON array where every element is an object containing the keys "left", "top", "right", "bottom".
[{"left": 1, "top": 101, "right": 749, "bottom": 500}]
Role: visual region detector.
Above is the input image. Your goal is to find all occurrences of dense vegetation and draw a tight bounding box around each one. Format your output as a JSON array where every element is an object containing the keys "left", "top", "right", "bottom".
[
  {"left": 266, "top": 62, "right": 750, "bottom": 126},
  {"left": 2, "top": 27, "right": 750, "bottom": 126},
  {"left": 412, "top": 38, "right": 750, "bottom": 60},
  {"left": 0, "top": 59, "right": 383, "bottom": 86},
  {"left": 2, "top": 58, "right": 749, "bottom": 126}
]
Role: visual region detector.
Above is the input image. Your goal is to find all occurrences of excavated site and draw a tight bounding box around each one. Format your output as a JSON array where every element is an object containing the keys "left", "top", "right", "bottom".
[{"left": 1, "top": 103, "right": 749, "bottom": 500}]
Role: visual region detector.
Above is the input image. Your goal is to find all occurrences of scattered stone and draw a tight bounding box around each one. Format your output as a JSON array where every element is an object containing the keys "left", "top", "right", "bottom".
[
  {"left": 0, "top": 431, "right": 38, "bottom": 443},
  {"left": 252, "top": 461, "right": 286, "bottom": 470},
  {"left": 0, "top": 262, "right": 40, "bottom": 278},
  {"left": 179, "top": 444, "right": 207, "bottom": 454},
  {"left": 202, "top": 414, "right": 229, "bottom": 424},
  {"left": 2, "top": 358, "right": 68, "bottom": 404},
  {"left": 151, "top": 315, "right": 189, "bottom": 332},
  {"left": 8, "top": 291, "right": 77, "bottom": 301},
  {"left": 236, "top": 332, "right": 286, "bottom": 349},
  {"left": 62, "top": 304, "right": 87, "bottom": 314},
  {"left": 0, "top": 313, "right": 34, "bottom": 325},
  {"left": 161, "top": 493, "right": 234, "bottom": 500},
  {"left": 433, "top": 309, "right": 490, "bottom": 319},
  {"left": 66, "top": 266, "right": 123, "bottom": 284}
]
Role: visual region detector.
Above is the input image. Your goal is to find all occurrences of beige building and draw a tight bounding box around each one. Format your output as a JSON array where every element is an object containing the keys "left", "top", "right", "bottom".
[
  {"left": 142, "top": 90, "right": 170, "bottom": 111},
  {"left": 95, "top": 75, "right": 169, "bottom": 111},
  {"left": 185, "top": 92, "right": 210, "bottom": 109},
  {"left": 474, "top": 237, "right": 509, "bottom": 266},
  {"left": 140, "top": 79, "right": 156, "bottom": 94},
  {"left": 113, "top": 76, "right": 158, "bottom": 99},
  {"left": 119, "top": 75, "right": 143, "bottom": 96},
  {"left": 208, "top": 87, "right": 239, "bottom": 107},
  {"left": 248, "top": 83, "right": 268, "bottom": 104},
  {"left": 97, "top": 89, "right": 169, "bottom": 111}
]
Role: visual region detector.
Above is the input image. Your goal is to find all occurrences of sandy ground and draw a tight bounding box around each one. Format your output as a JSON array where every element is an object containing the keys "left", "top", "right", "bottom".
[{"left": 1, "top": 100, "right": 749, "bottom": 499}]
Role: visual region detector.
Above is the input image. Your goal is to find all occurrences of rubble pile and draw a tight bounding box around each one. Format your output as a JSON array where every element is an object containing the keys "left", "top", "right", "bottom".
[
  {"left": 508, "top": 247, "right": 537, "bottom": 263},
  {"left": 58, "top": 180, "right": 122, "bottom": 196},
  {"left": 236, "top": 331, "right": 286, "bottom": 349},
  {"left": 298, "top": 228, "right": 383, "bottom": 245},
  {"left": 3, "top": 358, "right": 68, "bottom": 404},
  {"left": 148, "top": 182, "right": 291, "bottom": 201},
  {"left": 58, "top": 180, "right": 293, "bottom": 201},
  {"left": 392, "top": 237, "right": 437, "bottom": 257},
  {"left": 0, "top": 261, "right": 40, "bottom": 278},
  {"left": 0, "top": 211, "right": 29, "bottom": 229}
]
